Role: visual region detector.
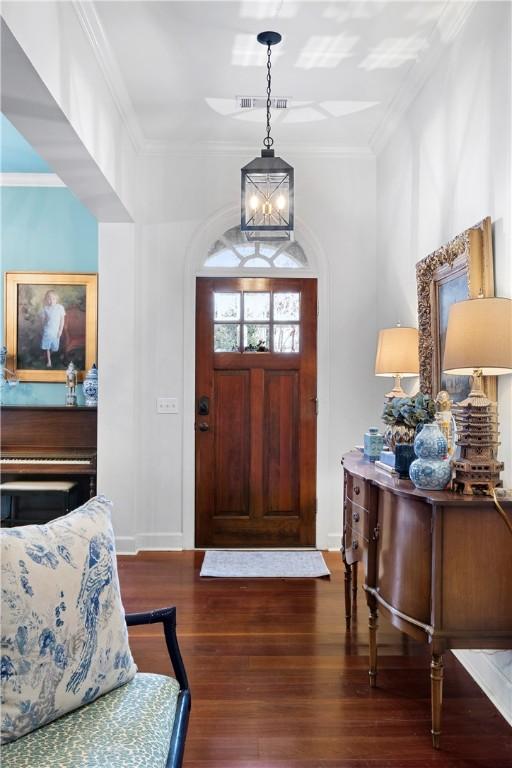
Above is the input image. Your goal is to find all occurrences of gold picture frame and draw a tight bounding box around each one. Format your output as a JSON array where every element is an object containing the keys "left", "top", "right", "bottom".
[
  {"left": 416, "top": 217, "right": 496, "bottom": 402},
  {"left": 4, "top": 272, "right": 98, "bottom": 383}
]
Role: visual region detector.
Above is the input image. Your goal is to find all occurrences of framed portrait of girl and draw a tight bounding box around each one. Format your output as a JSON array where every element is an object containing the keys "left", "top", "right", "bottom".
[{"left": 4, "top": 272, "right": 97, "bottom": 382}]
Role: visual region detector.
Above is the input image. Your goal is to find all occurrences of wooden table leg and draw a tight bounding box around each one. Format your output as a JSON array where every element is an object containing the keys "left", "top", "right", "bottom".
[
  {"left": 430, "top": 653, "right": 444, "bottom": 749},
  {"left": 343, "top": 558, "right": 352, "bottom": 630},
  {"left": 368, "top": 603, "right": 378, "bottom": 687},
  {"left": 351, "top": 561, "right": 358, "bottom": 599}
]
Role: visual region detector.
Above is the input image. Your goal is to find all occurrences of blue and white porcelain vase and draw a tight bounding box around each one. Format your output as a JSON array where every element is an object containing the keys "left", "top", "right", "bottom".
[
  {"left": 409, "top": 422, "right": 451, "bottom": 490},
  {"left": 83, "top": 363, "right": 98, "bottom": 407},
  {"left": 364, "top": 427, "right": 384, "bottom": 462}
]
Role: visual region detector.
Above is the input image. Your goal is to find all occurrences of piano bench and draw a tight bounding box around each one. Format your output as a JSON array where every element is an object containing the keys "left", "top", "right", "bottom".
[{"left": 1, "top": 481, "right": 78, "bottom": 527}]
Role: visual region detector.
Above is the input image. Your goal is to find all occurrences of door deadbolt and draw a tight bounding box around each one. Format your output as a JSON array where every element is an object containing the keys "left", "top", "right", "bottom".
[{"left": 198, "top": 396, "right": 209, "bottom": 416}]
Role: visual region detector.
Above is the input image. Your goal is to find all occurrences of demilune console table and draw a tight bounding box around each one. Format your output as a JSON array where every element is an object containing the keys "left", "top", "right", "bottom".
[{"left": 341, "top": 451, "right": 512, "bottom": 748}]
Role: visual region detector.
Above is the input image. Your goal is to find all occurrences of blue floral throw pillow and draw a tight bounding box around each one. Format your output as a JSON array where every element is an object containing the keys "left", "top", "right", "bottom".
[{"left": 1, "top": 496, "right": 136, "bottom": 744}]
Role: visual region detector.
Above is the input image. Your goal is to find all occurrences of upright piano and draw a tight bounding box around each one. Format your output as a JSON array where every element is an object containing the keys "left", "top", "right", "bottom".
[{"left": 1, "top": 406, "right": 97, "bottom": 524}]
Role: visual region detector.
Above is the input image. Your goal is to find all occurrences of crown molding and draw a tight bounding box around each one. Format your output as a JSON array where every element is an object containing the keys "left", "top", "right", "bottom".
[
  {"left": 0, "top": 173, "right": 65, "bottom": 187},
  {"left": 142, "top": 139, "right": 375, "bottom": 159},
  {"left": 71, "top": 0, "right": 475, "bottom": 163},
  {"left": 72, "top": 0, "right": 145, "bottom": 154},
  {"left": 369, "top": 0, "right": 477, "bottom": 156}
]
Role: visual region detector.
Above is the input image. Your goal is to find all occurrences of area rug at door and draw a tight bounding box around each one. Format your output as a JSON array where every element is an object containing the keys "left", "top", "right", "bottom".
[{"left": 200, "top": 550, "right": 330, "bottom": 578}]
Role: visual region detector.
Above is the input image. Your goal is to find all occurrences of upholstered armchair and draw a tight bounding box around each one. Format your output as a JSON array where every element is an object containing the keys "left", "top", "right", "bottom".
[{"left": 1, "top": 496, "right": 191, "bottom": 768}]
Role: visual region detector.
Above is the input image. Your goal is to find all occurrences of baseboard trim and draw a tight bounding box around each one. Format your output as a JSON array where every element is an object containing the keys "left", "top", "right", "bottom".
[
  {"left": 115, "top": 536, "right": 138, "bottom": 555},
  {"left": 115, "top": 532, "right": 184, "bottom": 555},
  {"left": 327, "top": 532, "right": 342, "bottom": 551},
  {"left": 453, "top": 649, "right": 512, "bottom": 726}
]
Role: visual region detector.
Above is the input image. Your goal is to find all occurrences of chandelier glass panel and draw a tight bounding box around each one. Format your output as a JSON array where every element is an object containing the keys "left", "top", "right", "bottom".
[{"left": 241, "top": 31, "right": 294, "bottom": 241}]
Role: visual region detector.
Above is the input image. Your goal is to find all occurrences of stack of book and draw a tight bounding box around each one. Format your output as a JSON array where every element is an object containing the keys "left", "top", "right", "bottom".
[
  {"left": 373, "top": 450, "right": 398, "bottom": 476},
  {"left": 374, "top": 460, "right": 399, "bottom": 477},
  {"left": 378, "top": 450, "right": 395, "bottom": 468}
]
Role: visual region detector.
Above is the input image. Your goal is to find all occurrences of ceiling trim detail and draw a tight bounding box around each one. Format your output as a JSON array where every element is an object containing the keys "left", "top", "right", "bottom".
[
  {"left": 69, "top": 1, "right": 376, "bottom": 159},
  {"left": 143, "top": 140, "right": 375, "bottom": 159},
  {"left": 0, "top": 173, "right": 65, "bottom": 187},
  {"left": 70, "top": 0, "right": 477, "bottom": 161},
  {"left": 72, "top": 0, "right": 145, "bottom": 154},
  {"left": 370, "top": 0, "right": 477, "bottom": 155}
]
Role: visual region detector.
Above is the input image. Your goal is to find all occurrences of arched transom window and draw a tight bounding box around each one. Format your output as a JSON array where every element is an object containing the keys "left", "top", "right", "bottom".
[{"left": 204, "top": 226, "right": 308, "bottom": 270}]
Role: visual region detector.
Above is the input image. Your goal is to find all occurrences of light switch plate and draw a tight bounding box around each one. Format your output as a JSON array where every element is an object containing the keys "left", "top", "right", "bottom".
[{"left": 157, "top": 397, "right": 179, "bottom": 414}]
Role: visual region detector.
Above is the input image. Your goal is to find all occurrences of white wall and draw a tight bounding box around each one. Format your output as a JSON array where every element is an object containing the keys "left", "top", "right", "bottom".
[
  {"left": 97, "top": 224, "right": 138, "bottom": 547},
  {"left": 128, "top": 149, "right": 379, "bottom": 553},
  {"left": 375, "top": 0, "right": 511, "bottom": 725}
]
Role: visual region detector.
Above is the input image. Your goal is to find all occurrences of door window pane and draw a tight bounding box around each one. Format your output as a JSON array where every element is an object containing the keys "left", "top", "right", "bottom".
[
  {"left": 273, "top": 292, "right": 300, "bottom": 321},
  {"left": 273, "top": 324, "right": 300, "bottom": 353},
  {"left": 214, "top": 292, "right": 240, "bottom": 321},
  {"left": 214, "top": 324, "right": 240, "bottom": 352},
  {"left": 244, "top": 324, "right": 270, "bottom": 352},
  {"left": 243, "top": 257, "right": 269, "bottom": 268},
  {"left": 274, "top": 253, "right": 300, "bottom": 269},
  {"left": 244, "top": 292, "right": 270, "bottom": 321},
  {"left": 205, "top": 250, "right": 240, "bottom": 267}
]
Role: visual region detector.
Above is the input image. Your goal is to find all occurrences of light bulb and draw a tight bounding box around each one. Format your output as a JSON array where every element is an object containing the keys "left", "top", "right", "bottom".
[
  {"left": 250, "top": 195, "right": 259, "bottom": 211},
  {"left": 276, "top": 194, "right": 286, "bottom": 211}
]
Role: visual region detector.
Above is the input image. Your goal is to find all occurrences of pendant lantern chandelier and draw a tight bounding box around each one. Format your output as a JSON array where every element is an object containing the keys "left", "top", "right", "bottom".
[{"left": 241, "top": 31, "right": 294, "bottom": 241}]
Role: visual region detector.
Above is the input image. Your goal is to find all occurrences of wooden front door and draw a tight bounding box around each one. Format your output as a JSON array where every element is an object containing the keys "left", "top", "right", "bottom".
[{"left": 195, "top": 277, "right": 317, "bottom": 548}]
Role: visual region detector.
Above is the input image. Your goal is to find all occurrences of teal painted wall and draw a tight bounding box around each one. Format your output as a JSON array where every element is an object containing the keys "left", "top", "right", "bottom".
[{"left": 1, "top": 187, "right": 98, "bottom": 405}]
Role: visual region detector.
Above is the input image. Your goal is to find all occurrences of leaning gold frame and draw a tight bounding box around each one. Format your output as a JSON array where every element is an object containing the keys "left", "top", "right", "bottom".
[
  {"left": 4, "top": 272, "right": 98, "bottom": 383},
  {"left": 416, "top": 217, "right": 496, "bottom": 401}
]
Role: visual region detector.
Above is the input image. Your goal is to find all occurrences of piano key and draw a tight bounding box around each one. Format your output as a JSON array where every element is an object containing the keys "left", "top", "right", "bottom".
[{"left": 2, "top": 458, "right": 91, "bottom": 465}]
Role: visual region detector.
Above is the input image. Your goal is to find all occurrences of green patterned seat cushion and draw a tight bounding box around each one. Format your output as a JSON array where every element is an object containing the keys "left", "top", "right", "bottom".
[{"left": 1, "top": 673, "right": 181, "bottom": 768}]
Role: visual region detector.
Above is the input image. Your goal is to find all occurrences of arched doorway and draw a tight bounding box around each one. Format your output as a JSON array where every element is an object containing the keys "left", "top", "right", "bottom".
[{"left": 195, "top": 228, "right": 317, "bottom": 548}]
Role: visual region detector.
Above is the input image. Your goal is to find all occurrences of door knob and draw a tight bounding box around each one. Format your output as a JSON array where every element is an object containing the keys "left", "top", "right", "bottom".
[{"left": 198, "top": 422, "right": 209, "bottom": 432}]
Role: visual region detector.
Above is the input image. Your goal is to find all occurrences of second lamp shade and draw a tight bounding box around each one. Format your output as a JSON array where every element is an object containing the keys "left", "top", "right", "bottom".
[{"left": 375, "top": 326, "right": 419, "bottom": 376}]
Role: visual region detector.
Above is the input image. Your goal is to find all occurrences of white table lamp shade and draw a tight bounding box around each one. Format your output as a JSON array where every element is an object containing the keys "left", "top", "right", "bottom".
[
  {"left": 443, "top": 297, "right": 512, "bottom": 375},
  {"left": 375, "top": 327, "right": 419, "bottom": 377}
]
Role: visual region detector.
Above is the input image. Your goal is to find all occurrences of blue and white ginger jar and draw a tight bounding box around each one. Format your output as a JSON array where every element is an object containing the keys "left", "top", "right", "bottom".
[
  {"left": 364, "top": 427, "right": 384, "bottom": 462},
  {"left": 83, "top": 363, "right": 98, "bottom": 407},
  {"left": 409, "top": 422, "right": 451, "bottom": 490}
]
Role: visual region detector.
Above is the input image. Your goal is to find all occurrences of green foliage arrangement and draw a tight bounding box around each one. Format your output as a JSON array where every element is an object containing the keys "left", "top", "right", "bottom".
[{"left": 382, "top": 393, "right": 436, "bottom": 428}]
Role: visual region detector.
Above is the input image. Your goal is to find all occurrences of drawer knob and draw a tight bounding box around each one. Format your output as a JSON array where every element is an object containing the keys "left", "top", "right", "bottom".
[
  {"left": 354, "top": 485, "right": 360, "bottom": 495},
  {"left": 352, "top": 539, "right": 359, "bottom": 550},
  {"left": 353, "top": 511, "right": 360, "bottom": 523}
]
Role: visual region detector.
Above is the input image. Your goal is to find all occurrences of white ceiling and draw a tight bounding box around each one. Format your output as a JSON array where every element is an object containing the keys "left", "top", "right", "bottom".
[{"left": 88, "top": 0, "right": 475, "bottom": 153}]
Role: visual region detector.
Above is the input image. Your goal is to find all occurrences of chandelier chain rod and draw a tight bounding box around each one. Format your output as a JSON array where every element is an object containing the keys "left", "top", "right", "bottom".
[{"left": 264, "top": 43, "right": 273, "bottom": 149}]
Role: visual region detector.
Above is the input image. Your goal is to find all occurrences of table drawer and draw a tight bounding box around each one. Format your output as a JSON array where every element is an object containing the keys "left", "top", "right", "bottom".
[
  {"left": 344, "top": 527, "right": 362, "bottom": 564},
  {"left": 346, "top": 472, "right": 370, "bottom": 510},
  {"left": 345, "top": 498, "right": 369, "bottom": 541},
  {"left": 344, "top": 496, "right": 368, "bottom": 558},
  {"left": 344, "top": 522, "right": 366, "bottom": 565}
]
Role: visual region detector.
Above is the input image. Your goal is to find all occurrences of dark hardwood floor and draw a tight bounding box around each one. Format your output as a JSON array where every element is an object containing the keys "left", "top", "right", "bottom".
[{"left": 118, "top": 551, "right": 512, "bottom": 768}]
